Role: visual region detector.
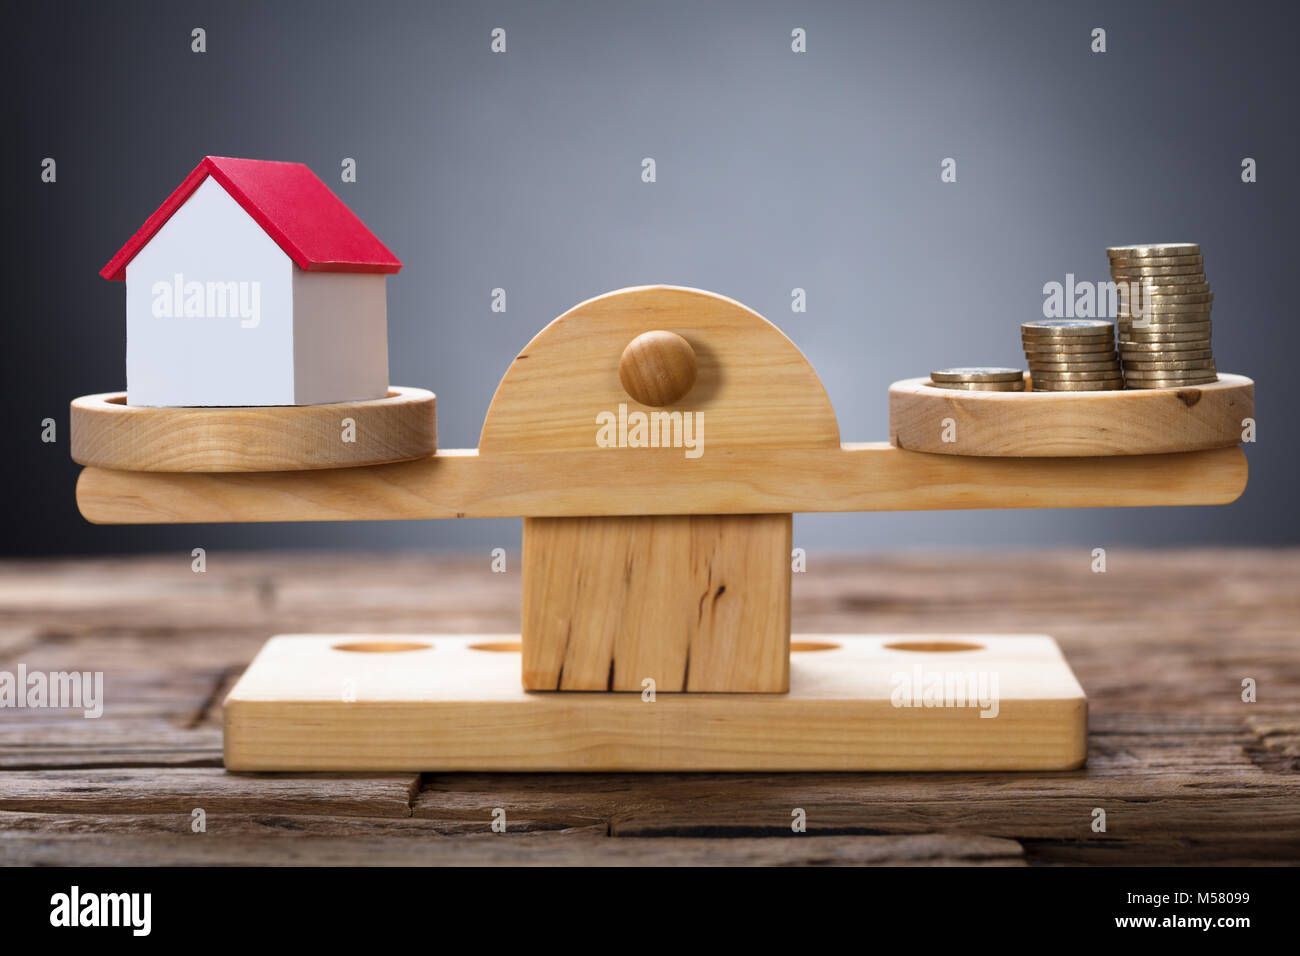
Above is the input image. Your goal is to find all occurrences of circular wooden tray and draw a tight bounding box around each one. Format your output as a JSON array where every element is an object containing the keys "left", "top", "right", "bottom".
[
  {"left": 71, "top": 387, "right": 436, "bottom": 472},
  {"left": 889, "top": 373, "right": 1253, "bottom": 457}
]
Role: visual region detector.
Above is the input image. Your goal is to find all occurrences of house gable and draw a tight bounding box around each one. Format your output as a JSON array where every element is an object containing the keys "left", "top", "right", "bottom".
[{"left": 125, "top": 177, "right": 295, "bottom": 406}]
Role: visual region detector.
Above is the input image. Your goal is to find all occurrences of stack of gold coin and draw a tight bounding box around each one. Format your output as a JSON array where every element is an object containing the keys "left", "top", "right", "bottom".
[
  {"left": 1021, "top": 319, "right": 1123, "bottom": 391},
  {"left": 929, "top": 367, "right": 1026, "bottom": 391},
  {"left": 1107, "top": 243, "right": 1217, "bottom": 388}
]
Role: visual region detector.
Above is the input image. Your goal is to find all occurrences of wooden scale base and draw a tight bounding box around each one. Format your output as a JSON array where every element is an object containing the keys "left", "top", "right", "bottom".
[
  {"left": 70, "top": 287, "right": 1253, "bottom": 773},
  {"left": 223, "top": 634, "right": 1087, "bottom": 772}
]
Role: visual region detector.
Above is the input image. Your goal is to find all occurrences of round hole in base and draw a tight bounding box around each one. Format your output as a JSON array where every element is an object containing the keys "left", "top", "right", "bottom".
[
  {"left": 884, "top": 640, "right": 984, "bottom": 653},
  {"left": 332, "top": 641, "right": 432, "bottom": 653},
  {"left": 790, "top": 641, "right": 840, "bottom": 652},
  {"left": 468, "top": 641, "right": 523, "bottom": 653}
]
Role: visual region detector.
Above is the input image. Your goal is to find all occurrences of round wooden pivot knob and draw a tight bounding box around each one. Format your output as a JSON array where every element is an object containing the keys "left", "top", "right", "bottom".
[{"left": 618, "top": 330, "right": 697, "bottom": 406}]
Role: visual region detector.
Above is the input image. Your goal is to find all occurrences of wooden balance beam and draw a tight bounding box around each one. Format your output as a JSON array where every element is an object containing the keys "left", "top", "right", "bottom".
[{"left": 68, "top": 286, "right": 1253, "bottom": 771}]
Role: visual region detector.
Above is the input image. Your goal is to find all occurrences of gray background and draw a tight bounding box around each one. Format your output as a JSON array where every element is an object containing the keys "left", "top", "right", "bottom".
[{"left": 6, "top": 0, "right": 1296, "bottom": 555}]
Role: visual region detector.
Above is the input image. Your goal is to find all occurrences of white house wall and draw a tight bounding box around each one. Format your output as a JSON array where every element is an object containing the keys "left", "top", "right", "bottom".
[
  {"left": 125, "top": 177, "right": 295, "bottom": 406},
  {"left": 291, "top": 271, "right": 389, "bottom": 405}
]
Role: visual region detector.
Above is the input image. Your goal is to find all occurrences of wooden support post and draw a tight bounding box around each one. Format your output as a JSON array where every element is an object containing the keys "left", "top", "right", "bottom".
[{"left": 521, "top": 513, "right": 792, "bottom": 692}]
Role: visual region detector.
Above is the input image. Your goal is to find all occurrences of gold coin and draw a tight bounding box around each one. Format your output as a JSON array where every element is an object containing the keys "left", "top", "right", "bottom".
[
  {"left": 1021, "top": 329, "right": 1114, "bottom": 336},
  {"left": 1120, "top": 341, "right": 1215, "bottom": 353},
  {"left": 1025, "top": 351, "right": 1118, "bottom": 361},
  {"left": 1107, "top": 261, "right": 1206, "bottom": 277},
  {"left": 1123, "top": 321, "right": 1211, "bottom": 332},
  {"left": 1123, "top": 335, "right": 1211, "bottom": 345},
  {"left": 1122, "top": 341, "right": 1210, "bottom": 352},
  {"left": 1115, "top": 275, "right": 1207, "bottom": 287},
  {"left": 1122, "top": 347, "right": 1213, "bottom": 359},
  {"left": 1024, "top": 344, "right": 1113, "bottom": 356},
  {"left": 1119, "top": 290, "right": 1213, "bottom": 304},
  {"left": 1124, "top": 376, "right": 1217, "bottom": 389},
  {"left": 1118, "top": 314, "right": 1213, "bottom": 327},
  {"left": 1026, "top": 356, "right": 1118, "bottom": 366},
  {"left": 1123, "top": 306, "right": 1211, "bottom": 317},
  {"left": 1121, "top": 335, "right": 1212, "bottom": 344},
  {"left": 930, "top": 367, "right": 1025, "bottom": 383},
  {"left": 1114, "top": 277, "right": 1209, "bottom": 292},
  {"left": 1123, "top": 360, "right": 1217, "bottom": 374},
  {"left": 1033, "top": 380, "right": 1126, "bottom": 390},
  {"left": 1119, "top": 310, "right": 1214, "bottom": 322},
  {"left": 928, "top": 380, "right": 1027, "bottom": 391},
  {"left": 1122, "top": 359, "right": 1217, "bottom": 371},
  {"left": 1118, "top": 340, "right": 1216, "bottom": 348},
  {"left": 1022, "top": 334, "right": 1114, "bottom": 347},
  {"left": 1112, "top": 299, "right": 1211, "bottom": 310},
  {"left": 1028, "top": 361, "right": 1122, "bottom": 372},
  {"left": 1031, "top": 369, "right": 1126, "bottom": 381},
  {"left": 1119, "top": 305, "right": 1214, "bottom": 317},
  {"left": 1021, "top": 319, "right": 1114, "bottom": 335},
  {"left": 1118, "top": 307, "right": 1213, "bottom": 319},
  {"left": 1116, "top": 282, "right": 1210, "bottom": 296},
  {"left": 1121, "top": 348, "right": 1214, "bottom": 361},
  {"left": 1119, "top": 328, "right": 1211, "bottom": 340},
  {"left": 1108, "top": 254, "right": 1203, "bottom": 268},
  {"left": 1121, "top": 321, "right": 1211, "bottom": 330},
  {"left": 1123, "top": 370, "right": 1217, "bottom": 382},
  {"left": 1031, "top": 379, "right": 1125, "bottom": 391},
  {"left": 1114, "top": 281, "right": 1211, "bottom": 296},
  {"left": 1022, "top": 340, "right": 1114, "bottom": 353},
  {"left": 1106, "top": 243, "right": 1200, "bottom": 259},
  {"left": 1022, "top": 344, "right": 1118, "bottom": 355}
]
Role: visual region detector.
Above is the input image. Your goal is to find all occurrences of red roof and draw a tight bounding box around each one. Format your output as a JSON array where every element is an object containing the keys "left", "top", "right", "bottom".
[{"left": 101, "top": 156, "right": 402, "bottom": 280}]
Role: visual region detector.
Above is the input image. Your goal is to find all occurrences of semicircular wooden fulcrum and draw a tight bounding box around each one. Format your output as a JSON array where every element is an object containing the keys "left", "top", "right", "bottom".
[{"left": 477, "top": 286, "right": 841, "bottom": 454}]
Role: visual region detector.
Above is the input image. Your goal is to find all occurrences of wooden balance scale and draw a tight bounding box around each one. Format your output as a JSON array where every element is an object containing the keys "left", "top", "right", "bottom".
[{"left": 69, "top": 286, "right": 1253, "bottom": 773}]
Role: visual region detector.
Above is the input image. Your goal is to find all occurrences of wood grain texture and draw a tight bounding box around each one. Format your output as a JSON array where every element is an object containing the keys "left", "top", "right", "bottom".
[
  {"left": 478, "top": 286, "right": 840, "bottom": 453},
  {"left": 70, "top": 387, "right": 436, "bottom": 472},
  {"left": 521, "top": 514, "right": 791, "bottom": 691},
  {"left": 74, "top": 443, "right": 1249, "bottom": 524},
  {"left": 1, "top": 550, "right": 1297, "bottom": 865},
  {"left": 0, "top": 768, "right": 420, "bottom": 817},
  {"left": 0, "top": 816, "right": 1023, "bottom": 866},
  {"left": 222, "top": 634, "right": 1086, "bottom": 771},
  {"left": 890, "top": 374, "right": 1253, "bottom": 456}
]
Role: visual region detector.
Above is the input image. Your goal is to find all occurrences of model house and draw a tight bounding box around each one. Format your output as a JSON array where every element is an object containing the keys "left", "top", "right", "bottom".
[{"left": 101, "top": 156, "right": 401, "bottom": 406}]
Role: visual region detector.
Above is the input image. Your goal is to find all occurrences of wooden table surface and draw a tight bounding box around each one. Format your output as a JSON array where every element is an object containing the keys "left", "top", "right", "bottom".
[{"left": 1, "top": 549, "right": 1296, "bottom": 866}]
